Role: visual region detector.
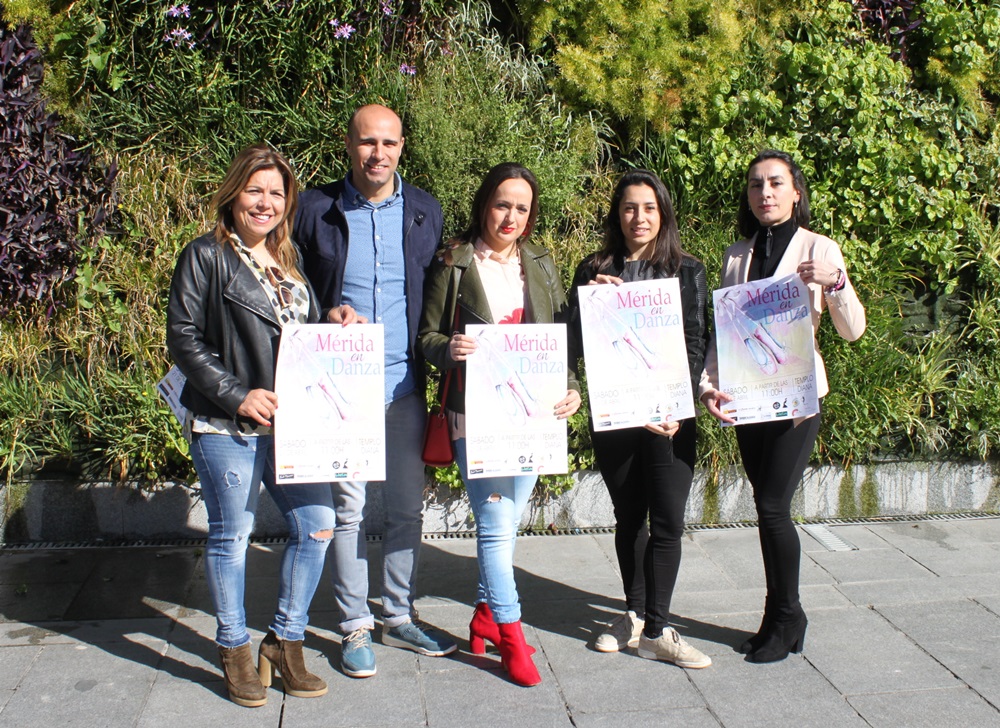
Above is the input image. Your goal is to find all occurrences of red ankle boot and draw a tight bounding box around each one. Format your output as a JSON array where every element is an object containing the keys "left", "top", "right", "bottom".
[
  {"left": 469, "top": 602, "right": 499, "bottom": 655},
  {"left": 469, "top": 603, "right": 535, "bottom": 656},
  {"left": 497, "top": 621, "right": 541, "bottom": 687}
]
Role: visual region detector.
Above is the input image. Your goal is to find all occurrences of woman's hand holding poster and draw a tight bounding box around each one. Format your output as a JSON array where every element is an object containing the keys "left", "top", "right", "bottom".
[
  {"left": 273, "top": 323, "right": 386, "bottom": 483},
  {"left": 713, "top": 274, "right": 819, "bottom": 425},
  {"left": 578, "top": 278, "right": 694, "bottom": 431},
  {"left": 464, "top": 324, "right": 568, "bottom": 479}
]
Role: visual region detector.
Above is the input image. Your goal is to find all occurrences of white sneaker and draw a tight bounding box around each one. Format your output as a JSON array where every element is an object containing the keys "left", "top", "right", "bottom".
[
  {"left": 637, "top": 627, "right": 712, "bottom": 668},
  {"left": 595, "top": 611, "right": 644, "bottom": 653}
]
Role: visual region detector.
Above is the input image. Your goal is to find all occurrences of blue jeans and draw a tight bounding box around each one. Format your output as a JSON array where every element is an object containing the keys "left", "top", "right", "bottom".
[
  {"left": 454, "top": 437, "right": 537, "bottom": 624},
  {"left": 330, "top": 391, "right": 426, "bottom": 632},
  {"left": 191, "top": 432, "right": 335, "bottom": 648}
]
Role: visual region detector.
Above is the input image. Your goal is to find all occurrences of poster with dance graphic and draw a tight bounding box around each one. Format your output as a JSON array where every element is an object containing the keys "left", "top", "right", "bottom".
[
  {"left": 713, "top": 273, "right": 819, "bottom": 425},
  {"left": 273, "top": 323, "right": 385, "bottom": 483},
  {"left": 464, "top": 324, "right": 568, "bottom": 479},
  {"left": 577, "top": 278, "right": 695, "bottom": 431}
]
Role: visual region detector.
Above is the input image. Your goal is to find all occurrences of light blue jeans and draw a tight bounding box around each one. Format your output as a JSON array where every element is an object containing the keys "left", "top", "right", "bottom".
[
  {"left": 330, "top": 391, "right": 426, "bottom": 632},
  {"left": 191, "top": 432, "right": 335, "bottom": 648},
  {"left": 454, "top": 437, "right": 537, "bottom": 624}
]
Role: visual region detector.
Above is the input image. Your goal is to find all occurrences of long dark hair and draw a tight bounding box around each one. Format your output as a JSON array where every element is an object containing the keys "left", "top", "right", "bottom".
[
  {"left": 456, "top": 162, "right": 540, "bottom": 245},
  {"left": 211, "top": 143, "right": 303, "bottom": 281},
  {"left": 590, "top": 169, "right": 686, "bottom": 277},
  {"left": 736, "top": 149, "right": 811, "bottom": 240}
]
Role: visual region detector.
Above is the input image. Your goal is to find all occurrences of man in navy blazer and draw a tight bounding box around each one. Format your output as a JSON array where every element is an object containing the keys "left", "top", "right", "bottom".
[{"left": 296, "top": 104, "right": 456, "bottom": 679}]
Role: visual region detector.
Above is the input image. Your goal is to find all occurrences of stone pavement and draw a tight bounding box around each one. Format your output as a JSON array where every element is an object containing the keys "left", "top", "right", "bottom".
[{"left": 1, "top": 517, "right": 999, "bottom": 727}]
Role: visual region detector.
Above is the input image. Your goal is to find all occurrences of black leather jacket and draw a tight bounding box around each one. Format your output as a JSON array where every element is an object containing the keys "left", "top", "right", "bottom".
[
  {"left": 166, "top": 234, "right": 320, "bottom": 421},
  {"left": 569, "top": 254, "right": 710, "bottom": 400}
]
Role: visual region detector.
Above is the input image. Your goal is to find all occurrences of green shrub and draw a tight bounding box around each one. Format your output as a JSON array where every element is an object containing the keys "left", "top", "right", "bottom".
[
  {"left": 517, "top": 0, "right": 796, "bottom": 141},
  {"left": 406, "top": 0, "right": 607, "bottom": 236},
  {"left": 47, "top": 0, "right": 444, "bottom": 180},
  {"left": 907, "top": 0, "right": 1000, "bottom": 116}
]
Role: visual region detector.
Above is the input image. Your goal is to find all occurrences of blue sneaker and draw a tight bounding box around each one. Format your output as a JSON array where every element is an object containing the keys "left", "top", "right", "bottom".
[
  {"left": 382, "top": 617, "right": 457, "bottom": 656},
  {"left": 341, "top": 627, "right": 377, "bottom": 678}
]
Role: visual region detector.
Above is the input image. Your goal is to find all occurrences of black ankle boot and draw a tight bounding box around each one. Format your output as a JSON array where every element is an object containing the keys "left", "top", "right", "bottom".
[
  {"left": 738, "top": 612, "right": 773, "bottom": 654},
  {"left": 746, "top": 613, "right": 807, "bottom": 664}
]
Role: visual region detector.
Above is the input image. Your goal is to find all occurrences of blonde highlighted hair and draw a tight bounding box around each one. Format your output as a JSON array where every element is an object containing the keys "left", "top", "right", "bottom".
[{"left": 211, "top": 143, "right": 303, "bottom": 282}]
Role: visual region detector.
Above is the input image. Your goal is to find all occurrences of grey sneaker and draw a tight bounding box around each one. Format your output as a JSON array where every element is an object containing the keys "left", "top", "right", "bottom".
[
  {"left": 341, "top": 627, "right": 377, "bottom": 678},
  {"left": 637, "top": 626, "right": 712, "bottom": 668},
  {"left": 595, "top": 610, "right": 644, "bottom": 653},
  {"left": 382, "top": 617, "right": 457, "bottom": 656}
]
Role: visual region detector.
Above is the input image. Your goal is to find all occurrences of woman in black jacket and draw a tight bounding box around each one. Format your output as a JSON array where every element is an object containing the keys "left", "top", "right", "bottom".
[
  {"left": 570, "top": 169, "right": 711, "bottom": 668},
  {"left": 167, "top": 144, "right": 333, "bottom": 707}
]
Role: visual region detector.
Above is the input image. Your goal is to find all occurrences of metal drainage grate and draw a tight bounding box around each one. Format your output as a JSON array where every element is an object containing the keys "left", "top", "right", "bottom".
[
  {"left": 802, "top": 523, "right": 858, "bottom": 552},
  {"left": 1, "top": 512, "right": 996, "bottom": 551}
]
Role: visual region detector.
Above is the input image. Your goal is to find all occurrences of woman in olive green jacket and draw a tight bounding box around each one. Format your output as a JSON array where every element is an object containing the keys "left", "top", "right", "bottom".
[{"left": 418, "top": 163, "right": 580, "bottom": 686}]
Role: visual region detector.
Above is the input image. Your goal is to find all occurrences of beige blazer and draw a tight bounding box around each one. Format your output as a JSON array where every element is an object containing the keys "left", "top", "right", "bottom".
[{"left": 699, "top": 227, "right": 866, "bottom": 404}]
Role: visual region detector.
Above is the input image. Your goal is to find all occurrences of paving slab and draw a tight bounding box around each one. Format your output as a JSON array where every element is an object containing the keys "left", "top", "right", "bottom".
[
  {"left": 805, "top": 606, "right": 963, "bottom": 695},
  {"left": 0, "top": 645, "right": 38, "bottom": 690},
  {"left": 1, "top": 518, "right": 999, "bottom": 727},
  {"left": 835, "top": 573, "right": 1000, "bottom": 607},
  {"left": 538, "top": 627, "right": 708, "bottom": 714},
  {"left": 523, "top": 591, "right": 620, "bottom": 647},
  {"left": 871, "top": 520, "right": 995, "bottom": 550},
  {"left": 0, "top": 623, "right": 70, "bottom": 646},
  {"left": 511, "top": 535, "right": 625, "bottom": 603},
  {"left": 572, "top": 706, "right": 723, "bottom": 728},
  {"left": 877, "top": 599, "right": 1000, "bottom": 707},
  {"left": 588, "top": 532, "right": 621, "bottom": 572},
  {"left": 2, "top": 641, "right": 162, "bottom": 728},
  {"left": 847, "top": 686, "right": 1000, "bottom": 728},
  {"left": 689, "top": 652, "right": 869, "bottom": 728},
  {"left": 422, "top": 658, "right": 572, "bottom": 728},
  {"left": 977, "top": 594, "right": 1000, "bottom": 616},
  {"left": 953, "top": 518, "right": 1000, "bottom": 543},
  {"left": 685, "top": 529, "right": 767, "bottom": 589},
  {"left": 673, "top": 536, "right": 741, "bottom": 592},
  {"left": 889, "top": 543, "right": 1000, "bottom": 577},
  {"left": 0, "top": 688, "right": 16, "bottom": 716},
  {"left": 806, "top": 545, "right": 936, "bottom": 584},
  {"left": 0, "top": 550, "right": 102, "bottom": 585},
  {"left": 138, "top": 671, "right": 283, "bottom": 728},
  {"left": 671, "top": 581, "right": 853, "bottom": 621},
  {"left": 0, "top": 583, "right": 84, "bottom": 623}
]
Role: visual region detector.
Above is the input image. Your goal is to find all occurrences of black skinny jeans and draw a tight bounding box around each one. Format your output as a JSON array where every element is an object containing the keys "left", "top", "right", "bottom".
[
  {"left": 592, "top": 418, "right": 696, "bottom": 635},
  {"left": 735, "top": 412, "right": 822, "bottom": 623}
]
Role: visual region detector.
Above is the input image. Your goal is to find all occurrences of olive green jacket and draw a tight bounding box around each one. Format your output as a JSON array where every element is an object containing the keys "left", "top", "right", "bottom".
[{"left": 417, "top": 240, "right": 580, "bottom": 414}]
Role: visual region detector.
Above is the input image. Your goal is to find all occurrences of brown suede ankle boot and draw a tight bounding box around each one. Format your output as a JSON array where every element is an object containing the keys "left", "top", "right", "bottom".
[
  {"left": 258, "top": 630, "right": 328, "bottom": 698},
  {"left": 218, "top": 643, "right": 267, "bottom": 707}
]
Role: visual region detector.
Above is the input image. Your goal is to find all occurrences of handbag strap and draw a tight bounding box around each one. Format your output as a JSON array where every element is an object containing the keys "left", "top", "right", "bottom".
[{"left": 438, "top": 265, "right": 463, "bottom": 404}]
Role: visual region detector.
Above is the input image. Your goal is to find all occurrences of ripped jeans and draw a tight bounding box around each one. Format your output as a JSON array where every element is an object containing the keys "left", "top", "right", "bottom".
[
  {"left": 454, "top": 438, "right": 536, "bottom": 624},
  {"left": 191, "top": 433, "right": 335, "bottom": 648}
]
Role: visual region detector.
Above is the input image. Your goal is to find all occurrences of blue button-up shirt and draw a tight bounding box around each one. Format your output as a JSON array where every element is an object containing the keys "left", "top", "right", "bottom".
[{"left": 341, "top": 174, "right": 414, "bottom": 403}]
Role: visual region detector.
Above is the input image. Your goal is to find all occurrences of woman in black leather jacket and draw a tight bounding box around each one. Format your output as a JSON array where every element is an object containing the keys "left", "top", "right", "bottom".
[
  {"left": 167, "top": 144, "right": 333, "bottom": 708},
  {"left": 570, "top": 169, "right": 712, "bottom": 668}
]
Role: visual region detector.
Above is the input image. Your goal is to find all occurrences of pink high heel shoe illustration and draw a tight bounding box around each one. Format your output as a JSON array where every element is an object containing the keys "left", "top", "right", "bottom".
[
  {"left": 286, "top": 329, "right": 352, "bottom": 422},
  {"left": 721, "top": 294, "right": 786, "bottom": 374},
  {"left": 587, "top": 290, "right": 658, "bottom": 370},
  {"left": 477, "top": 334, "right": 541, "bottom": 424}
]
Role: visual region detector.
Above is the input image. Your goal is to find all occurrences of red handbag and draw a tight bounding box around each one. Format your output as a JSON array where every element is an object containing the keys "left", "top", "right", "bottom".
[
  {"left": 422, "top": 290, "right": 461, "bottom": 468},
  {"left": 421, "top": 372, "right": 454, "bottom": 468}
]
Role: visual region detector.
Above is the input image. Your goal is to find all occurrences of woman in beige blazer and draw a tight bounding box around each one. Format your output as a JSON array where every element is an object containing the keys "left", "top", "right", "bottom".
[{"left": 700, "top": 150, "right": 866, "bottom": 663}]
